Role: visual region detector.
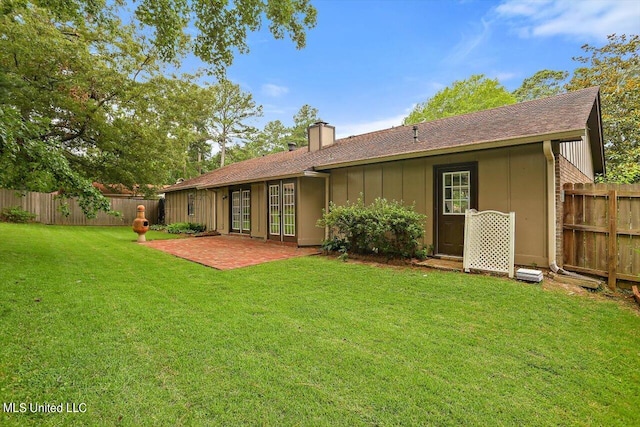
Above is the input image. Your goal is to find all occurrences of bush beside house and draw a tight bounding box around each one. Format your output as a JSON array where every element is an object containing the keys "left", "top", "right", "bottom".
[
  {"left": 318, "top": 198, "right": 427, "bottom": 259},
  {"left": 166, "top": 222, "right": 207, "bottom": 234}
]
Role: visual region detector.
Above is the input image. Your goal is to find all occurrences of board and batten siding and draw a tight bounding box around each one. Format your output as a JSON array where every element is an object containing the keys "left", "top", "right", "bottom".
[
  {"left": 328, "top": 144, "right": 549, "bottom": 266},
  {"left": 164, "top": 189, "right": 216, "bottom": 231},
  {"left": 215, "top": 187, "right": 229, "bottom": 233},
  {"left": 297, "top": 176, "right": 326, "bottom": 246},
  {"left": 560, "top": 137, "right": 594, "bottom": 180},
  {"left": 250, "top": 183, "right": 267, "bottom": 239},
  {"left": 169, "top": 178, "right": 326, "bottom": 245}
]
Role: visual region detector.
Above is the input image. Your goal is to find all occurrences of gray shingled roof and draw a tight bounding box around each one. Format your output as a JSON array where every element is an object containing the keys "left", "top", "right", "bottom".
[{"left": 165, "top": 87, "right": 601, "bottom": 192}]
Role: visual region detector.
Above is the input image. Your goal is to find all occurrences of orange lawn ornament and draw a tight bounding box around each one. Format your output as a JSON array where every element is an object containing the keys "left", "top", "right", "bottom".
[{"left": 132, "top": 205, "right": 150, "bottom": 242}]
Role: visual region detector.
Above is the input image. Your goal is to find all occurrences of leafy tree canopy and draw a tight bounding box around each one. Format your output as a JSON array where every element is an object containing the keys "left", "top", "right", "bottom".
[
  {"left": 231, "top": 119, "right": 290, "bottom": 163},
  {"left": 0, "top": 1, "right": 316, "bottom": 215},
  {"left": 513, "top": 69, "right": 569, "bottom": 102},
  {"left": 9, "top": 0, "right": 317, "bottom": 75},
  {"left": 290, "top": 104, "right": 321, "bottom": 147},
  {"left": 567, "top": 34, "right": 640, "bottom": 183},
  {"left": 403, "top": 74, "right": 516, "bottom": 125}
]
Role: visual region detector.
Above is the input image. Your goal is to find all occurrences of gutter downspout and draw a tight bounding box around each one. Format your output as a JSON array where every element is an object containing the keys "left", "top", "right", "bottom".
[
  {"left": 324, "top": 175, "right": 330, "bottom": 240},
  {"left": 543, "top": 141, "right": 558, "bottom": 269},
  {"left": 543, "top": 140, "right": 601, "bottom": 284}
]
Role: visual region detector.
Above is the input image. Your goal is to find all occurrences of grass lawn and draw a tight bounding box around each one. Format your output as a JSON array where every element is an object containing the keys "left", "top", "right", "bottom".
[{"left": 0, "top": 223, "right": 639, "bottom": 426}]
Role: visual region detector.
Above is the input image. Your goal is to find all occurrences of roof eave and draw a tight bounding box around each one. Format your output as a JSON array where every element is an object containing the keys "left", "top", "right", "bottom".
[
  {"left": 163, "top": 184, "right": 199, "bottom": 193},
  {"left": 195, "top": 170, "right": 327, "bottom": 190},
  {"left": 589, "top": 91, "right": 605, "bottom": 175}
]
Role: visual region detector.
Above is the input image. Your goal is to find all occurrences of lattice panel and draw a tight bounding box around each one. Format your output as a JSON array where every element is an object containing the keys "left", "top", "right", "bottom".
[{"left": 463, "top": 210, "right": 515, "bottom": 278}]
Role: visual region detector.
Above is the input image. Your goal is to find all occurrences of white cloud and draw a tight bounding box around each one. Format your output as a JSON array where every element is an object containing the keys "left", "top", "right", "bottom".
[
  {"left": 496, "top": 0, "right": 640, "bottom": 41},
  {"left": 261, "top": 83, "right": 289, "bottom": 97},
  {"left": 493, "top": 71, "right": 518, "bottom": 82}
]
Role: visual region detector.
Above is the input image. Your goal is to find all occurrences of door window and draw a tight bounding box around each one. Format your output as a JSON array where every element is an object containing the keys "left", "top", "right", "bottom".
[
  {"left": 269, "top": 185, "right": 280, "bottom": 235},
  {"left": 231, "top": 189, "right": 250, "bottom": 232},
  {"left": 231, "top": 191, "right": 241, "bottom": 230},
  {"left": 442, "top": 171, "right": 470, "bottom": 215},
  {"left": 283, "top": 183, "right": 295, "bottom": 236},
  {"left": 242, "top": 190, "right": 251, "bottom": 232},
  {"left": 187, "top": 192, "right": 195, "bottom": 216},
  {"left": 269, "top": 181, "right": 296, "bottom": 241}
]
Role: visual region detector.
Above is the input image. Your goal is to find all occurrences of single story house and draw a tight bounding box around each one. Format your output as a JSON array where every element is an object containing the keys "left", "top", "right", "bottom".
[{"left": 164, "top": 87, "right": 604, "bottom": 268}]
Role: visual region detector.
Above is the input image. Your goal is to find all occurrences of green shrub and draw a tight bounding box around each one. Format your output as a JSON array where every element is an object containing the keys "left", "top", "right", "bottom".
[
  {"left": 166, "top": 222, "right": 206, "bottom": 234},
  {"left": 414, "top": 248, "right": 429, "bottom": 261},
  {"left": 149, "top": 224, "right": 167, "bottom": 231},
  {"left": 1, "top": 206, "right": 37, "bottom": 223},
  {"left": 189, "top": 223, "right": 206, "bottom": 233},
  {"left": 317, "top": 197, "right": 426, "bottom": 259},
  {"left": 320, "top": 235, "right": 350, "bottom": 254}
]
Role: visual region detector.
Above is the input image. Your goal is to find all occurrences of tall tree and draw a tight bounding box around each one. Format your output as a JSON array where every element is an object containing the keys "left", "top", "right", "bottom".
[
  {"left": 0, "top": 4, "right": 156, "bottom": 215},
  {"left": 235, "top": 120, "right": 290, "bottom": 160},
  {"left": 567, "top": 34, "right": 640, "bottom": 183},
  {"left": 200, "top": 80, "right": 263, "bottom": 167},
  {"left": 0, "top": 1, "right": 316, "bottom": 215},
  {"left": 403, "top": 74, "right": 516, "bottom": 124},
  {"left": 290, "top": 104, "right": 321, "bottom": 147},
  {"left": 513, "top": 70, "right": 569, "bottom": 102},
  {"left": 222, "top": 104, "right": 322, "bottom": 166}
]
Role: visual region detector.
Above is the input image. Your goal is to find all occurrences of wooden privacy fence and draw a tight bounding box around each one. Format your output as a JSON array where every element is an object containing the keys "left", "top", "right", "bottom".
[
  {"left": 0, "top": 188, "right": 160, "bottom": 226},
  {"left": 562, "top": 183, "right": 640, "bottom": 290}
]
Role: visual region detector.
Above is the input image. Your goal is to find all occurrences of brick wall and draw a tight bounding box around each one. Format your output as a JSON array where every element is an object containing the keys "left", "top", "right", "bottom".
[{"left": 555, "top": 154, "right": 593, "bottom": 265}]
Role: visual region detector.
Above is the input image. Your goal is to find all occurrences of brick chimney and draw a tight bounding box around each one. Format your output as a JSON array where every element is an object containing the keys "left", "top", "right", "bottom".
[{"left": 307, "top": 121, "right": 335, "bottom": 152}]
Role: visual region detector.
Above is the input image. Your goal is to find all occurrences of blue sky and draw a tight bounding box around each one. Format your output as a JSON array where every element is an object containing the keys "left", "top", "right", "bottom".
[{"left": 186, "top": 0, "right": 640, "bottom": 139}]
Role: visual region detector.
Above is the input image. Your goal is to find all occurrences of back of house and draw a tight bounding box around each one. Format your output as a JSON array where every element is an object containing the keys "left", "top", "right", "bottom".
[{"left": 164, "top": 87, "right": 604, "bottom": 268}]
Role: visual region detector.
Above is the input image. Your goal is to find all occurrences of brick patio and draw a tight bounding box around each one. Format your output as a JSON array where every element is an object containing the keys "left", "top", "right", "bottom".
[{"left": 143, "top": 235, "right": 320, "bottom": 270}]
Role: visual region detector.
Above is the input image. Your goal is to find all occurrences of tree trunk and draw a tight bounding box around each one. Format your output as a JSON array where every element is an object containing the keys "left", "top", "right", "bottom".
[{"left": 220, "top": 140, "right": 226, "bottom": 167}]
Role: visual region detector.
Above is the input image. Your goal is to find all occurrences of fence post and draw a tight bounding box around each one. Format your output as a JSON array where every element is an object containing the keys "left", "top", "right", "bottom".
[{"left": 607, "top": 190, "right": 617, "bottom": 290}]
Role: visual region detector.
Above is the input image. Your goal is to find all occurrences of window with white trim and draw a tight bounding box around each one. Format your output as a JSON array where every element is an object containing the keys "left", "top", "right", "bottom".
[
  {"left": 231, "top": 191, "right": 241, "bottom": 230},
  {"left": 443, "top": 171, "right": 470, "bottom": 215},
  {"left": 283, "top": 183, "right": 295, "bottom": 236},
  {"left": 188, "top": 192, "right": 195, "bottom": 216},
  {"left": 241, "top": 190, "right": 251, "bottom": 232},
  {"left": 269, "top": 185, "right": 280, "bottom": 235}
]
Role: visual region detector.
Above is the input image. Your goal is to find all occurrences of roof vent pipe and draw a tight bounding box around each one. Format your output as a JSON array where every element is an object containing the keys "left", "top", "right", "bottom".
[
  {"left": 287, "top": 142, "right": 297, "bottom": 152},
  {"left": 413, "top": 125, "right": 419, "bottom": 143}
]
